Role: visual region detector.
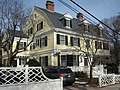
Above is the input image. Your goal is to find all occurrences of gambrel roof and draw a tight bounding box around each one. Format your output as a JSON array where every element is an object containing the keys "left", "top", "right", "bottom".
[{"left": 35, "top": 6, "right": 109, "bottom": 40}]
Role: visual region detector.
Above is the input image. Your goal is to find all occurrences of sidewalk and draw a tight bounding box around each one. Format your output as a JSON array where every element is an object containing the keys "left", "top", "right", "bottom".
[{"left": 87, "top": 84, "right": 120, "bottom": 90}]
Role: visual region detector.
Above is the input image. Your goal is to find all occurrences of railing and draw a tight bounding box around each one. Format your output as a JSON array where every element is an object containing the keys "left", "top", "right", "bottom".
[
  {"left": 99, "top": 74, "right": 120, "bottom": 87},
  {"left": 0, "top": 65, "right": 50, "bottom": 86}
]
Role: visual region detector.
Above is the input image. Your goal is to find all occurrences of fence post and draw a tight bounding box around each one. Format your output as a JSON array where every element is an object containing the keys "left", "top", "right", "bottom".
[
  {"left": 60, "top": 77, "right": 63, "bottom": 90},
  {"left": 99, "top": 75, "right": 102, "bottom": 87},
  {"left": 25, "top": 65, "right": 29, "bottom": 84},
  {"left": 112, "top": 74, "right": 115, "bottom": 84}
]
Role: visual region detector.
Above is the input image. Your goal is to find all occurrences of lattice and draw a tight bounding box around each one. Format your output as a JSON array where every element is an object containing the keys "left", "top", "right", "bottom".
[
  {"left": 28, "top": 67, "right": 49, "bottom": 83},
  {"left": 0, "top": 68, "right": 25, "bottom": 85},
  {"left": 0, "top": 67, "right": 51, "bottom": 86},
  {"left": 115, "top": 75, "right": 120, "bottom": 83},
  {"left": 99, "top": 74, "right": 114, "bottom": 87}
]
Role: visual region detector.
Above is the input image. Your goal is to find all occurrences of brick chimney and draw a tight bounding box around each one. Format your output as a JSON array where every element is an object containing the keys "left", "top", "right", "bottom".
[
  {"left": 46, "top": 1, "right": 54, "bottom": 11},
  {"left": 76, "top": 13, "right": 84, "bottom": 21}
]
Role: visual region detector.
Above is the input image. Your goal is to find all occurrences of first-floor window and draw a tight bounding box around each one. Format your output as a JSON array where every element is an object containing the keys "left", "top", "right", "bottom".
[
  {"left": 60, "top": 55, "right": 79, "bottom": 66},
  {"left": 84, "top": 58, "right": 88, "bottom": 66},
  {"left": 39, "top": 56, "right": 48, "bottom": 66},
  {"left": 61, "top": 55, "right": 67, "bottom": 66}
]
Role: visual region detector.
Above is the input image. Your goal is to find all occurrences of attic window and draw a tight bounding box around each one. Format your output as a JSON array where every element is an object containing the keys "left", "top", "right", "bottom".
[
  {"left": 84, "top": 24, "right": 90, "bottom": 33},
  {"left": 64, "top": 18, "right": 72, "bottom": 28},
  {"left": 37, "top": 21, "right": 43, "bottom": 31}
]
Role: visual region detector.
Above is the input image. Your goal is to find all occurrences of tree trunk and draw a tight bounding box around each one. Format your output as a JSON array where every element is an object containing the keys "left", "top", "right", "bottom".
[
  {"left": 89, "top": 65, "right": 93, "bottom": 83},
  {"left": 7, "top": 56, "right": 15, "bottom": 67}
]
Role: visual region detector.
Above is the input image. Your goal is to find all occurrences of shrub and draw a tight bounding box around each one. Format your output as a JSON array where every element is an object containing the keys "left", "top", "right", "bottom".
[{"left": 75, "top": 71, "right": 88, "bottom": 78}]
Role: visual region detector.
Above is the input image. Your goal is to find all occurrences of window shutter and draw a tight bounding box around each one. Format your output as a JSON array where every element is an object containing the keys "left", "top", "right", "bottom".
[
  {"left": 36, "top": 39, "right": 37, "bottom": 47},
  {"left": 39, "top": 38, "right": 41, "bottom": 48},
  {"left": 70, "top": 37, "right": 73, "bottom": 46},
  {"left": 65, "top": 36, "right": 68, "bottom": 45},
  {"left": 78, "top": 38, "right": 80, "bottom": 47},
  {"left": 41, "top": 21, "right": 43, "bottom": 29},
  {"left": 17, "top": 41, "right": 19, "bottom": 49},
  {"left": 39, "top": 57, "right": 41, "bottom": 66},
  {"left": 37, "top": 24, "right": 39, "bottom": 31},
  {"left": 24, "top": 42, "right": 26, "bottom": 50},
  {"left": 57, "top": 34, "right": 60, "bottom": 44},
  {"left": 45, "top": 36, "right": 47, "bottom": 46},
  {"left": 64, "top": 18, "right": 66, "bottom": 26},
  {"left": 95, "top": 41, "right": 97, "bottom": 49},
  {"left": 70, "top": 20, "right": 72, "bottom": 28},
  {"left": 45, "top": 56, "right": 48, "bottom": 66}
]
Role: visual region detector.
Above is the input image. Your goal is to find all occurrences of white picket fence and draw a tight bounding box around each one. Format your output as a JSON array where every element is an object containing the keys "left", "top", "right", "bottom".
[
  {"left": 99, "top": 74, "right": 120, "bottom": 87},
  {"left": 0, "top": 66, "right": 63, "bottom": 90}
]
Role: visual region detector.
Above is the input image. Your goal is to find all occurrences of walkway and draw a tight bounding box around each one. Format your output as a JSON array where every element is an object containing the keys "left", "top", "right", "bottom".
[{"left": 64, "top": 83, "right": 120, "bottom": 90}]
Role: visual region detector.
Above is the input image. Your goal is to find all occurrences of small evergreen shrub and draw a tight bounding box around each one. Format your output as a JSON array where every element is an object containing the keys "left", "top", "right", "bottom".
[{"left": 75, "top": 71, "right": 88, "bottom": 78}]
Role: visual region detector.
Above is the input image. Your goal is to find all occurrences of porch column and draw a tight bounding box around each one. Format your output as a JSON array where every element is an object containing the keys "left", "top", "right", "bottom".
[
  {"left": 17, "top": 58, "right": 19, "bottom": 67},
  {"left": 51, "top": 53, "right": 54, "bottom": 66},
  {"left": 27, "top": 58, "right": 29, "bottom": 62}
]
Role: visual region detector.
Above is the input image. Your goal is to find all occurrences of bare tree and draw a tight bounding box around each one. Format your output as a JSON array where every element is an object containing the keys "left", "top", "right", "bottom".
[
  {"left": 0, "top": 0, "right": 35, "bottom": 66},
  {"left": 73, "top": 23, "right": 105, "bottom": 83},
  {"left": 103, "top": 15, "right": 120, "bottom": 74}
]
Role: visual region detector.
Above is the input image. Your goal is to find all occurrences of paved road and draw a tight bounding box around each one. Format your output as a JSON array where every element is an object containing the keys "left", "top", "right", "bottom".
[{"left": 64, "top": 83, "right": 120, "bottom": 90}]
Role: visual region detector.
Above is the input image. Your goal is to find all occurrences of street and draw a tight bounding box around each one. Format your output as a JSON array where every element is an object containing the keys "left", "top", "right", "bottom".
[{"left": 64, "top": 83, "right": 120, "bottom": 90}]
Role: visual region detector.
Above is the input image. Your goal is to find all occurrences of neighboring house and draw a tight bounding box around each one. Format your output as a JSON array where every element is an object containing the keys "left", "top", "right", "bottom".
[
  {"left": 2, "top": 31, "right": 28, "bottom": 67},
  {"left": 2, "top": 1, "right": 110, "bottom": 75}
]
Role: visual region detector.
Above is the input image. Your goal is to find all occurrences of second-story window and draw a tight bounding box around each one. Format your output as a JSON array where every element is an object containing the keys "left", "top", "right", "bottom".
[
  {"left": 95, "top": 41, "right": 102, "bottom": 49},
  {"left": 37, "top": 21, "right": 43, "bottom": 31},
  {"left": 103, "top": 42, "right": 109, "bottom": 50},
  {"left": 57, "top": 34, "right": 68, "bottom": 45},
  {"left": 17, "top": 41, "right": 26, "bottom": 50},
  {"left": 40, "top": 36, "right": 47, "bottom": 47},
  {"left": 70, "top": 37, "right": 80, "bottom": 46},
  {"left": 28, "top": 27, "right": 33, "bottom": 35},
  {"left": 85, "top": 39, "right": 90, "bottom": 49},
  {"left": 33, "top": 43, "right": 36, "bottom": 49},
  {"left": 36, "top": 38, "right": 40, "bottom": 47}
]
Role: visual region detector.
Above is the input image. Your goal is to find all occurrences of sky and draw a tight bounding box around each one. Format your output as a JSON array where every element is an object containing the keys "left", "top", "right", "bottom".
[{"left": 23, "top": 0, "right": 120, "bottom": 23}]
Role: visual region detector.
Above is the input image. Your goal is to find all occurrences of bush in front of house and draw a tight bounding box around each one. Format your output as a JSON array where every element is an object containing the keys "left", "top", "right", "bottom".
[{"left": 75, "top": 71, "right": 88, "bottom": 78}]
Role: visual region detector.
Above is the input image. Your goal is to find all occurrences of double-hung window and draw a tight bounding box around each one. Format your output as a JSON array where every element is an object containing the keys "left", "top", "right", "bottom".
[
  {"left": 40, "top": 36, "right": 47, "bottom": 47},
  {"left": 70, "top": 37, "right": 80, "bottom": 46},
  {"left": 37, "top": 21, "right": 43, "bottom": 31},
  {"left": 103, "top": 42, "right": 109, "bottom": 50},
  {"left": 39, "top": 56, "right": 48, "bottom": 66},
  {"left": 95, "top": 41, "right": 102, "bottom": 49},
  {"left": 85, "top": 39, "right": 90, "bottom": 49},
  {"left": 57, "top": 34, "right": 68, "bottom": 45},
  {"left": 60, "top": 55, "right": 79, "bottom": 66}
]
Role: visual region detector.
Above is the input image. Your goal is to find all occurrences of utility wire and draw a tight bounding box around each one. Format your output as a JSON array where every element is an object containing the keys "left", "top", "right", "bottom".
[
  {"left": 58, "top": 0, "right": 97, "bottom": 25},
  {"left": 70, "top": 0, "right": 120, "bottom": 35}
]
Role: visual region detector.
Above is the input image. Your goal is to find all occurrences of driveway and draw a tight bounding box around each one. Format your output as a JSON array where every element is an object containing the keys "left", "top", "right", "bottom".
[{"left": 64, "top": 83, "right": 120, "bottom": 90}]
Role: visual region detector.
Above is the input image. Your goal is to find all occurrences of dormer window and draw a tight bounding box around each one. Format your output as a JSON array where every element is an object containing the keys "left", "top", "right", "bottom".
[
  {"left": 59, "top": 13, "right": 73, "bottom": 29},
  {"left": 84, "top": 24, "right": 90, "bottom": 33},
  {"left": 98, "top": 24, "right": 104, "bottom": 36},
  {"left": 64, "top": 19, "right": 72, "bottom": 28}
]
